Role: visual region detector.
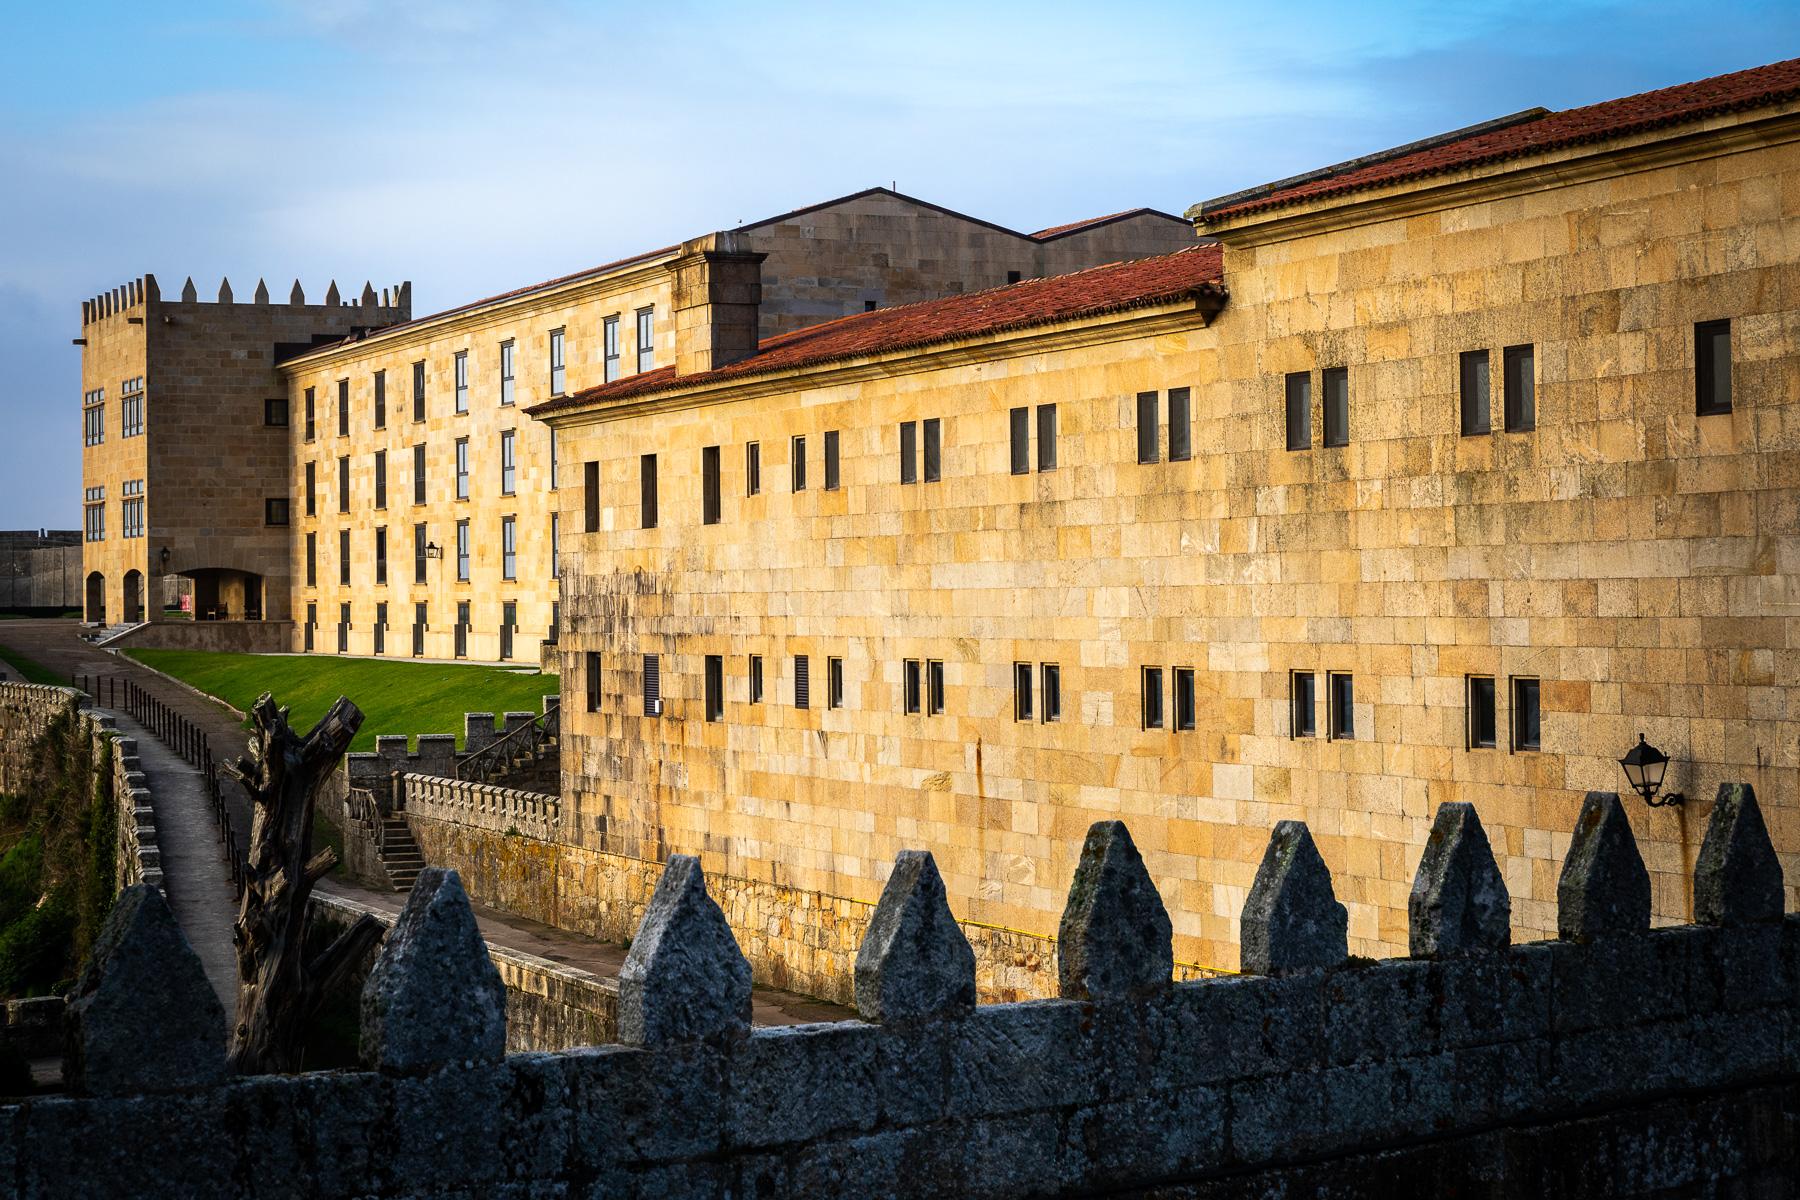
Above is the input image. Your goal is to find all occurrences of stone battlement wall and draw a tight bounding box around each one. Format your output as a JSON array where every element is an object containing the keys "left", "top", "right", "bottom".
[
  {"left": 20, "top": 785, "right": 1800, "bottom": 1199},
  {"left": 340, "top": 702, "right": 556, "bottom": 793},
  {"left": 401, "top": 773, "right": 560, "bottom": 841}
]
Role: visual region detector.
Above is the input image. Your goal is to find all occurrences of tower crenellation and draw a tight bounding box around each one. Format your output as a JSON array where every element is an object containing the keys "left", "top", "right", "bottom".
[{"left": 79, "top": 273, "right": 414, "bottom": 327}]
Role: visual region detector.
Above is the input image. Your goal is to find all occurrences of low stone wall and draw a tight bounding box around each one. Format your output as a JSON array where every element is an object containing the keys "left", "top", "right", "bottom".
[
  {"left": 402, "top": 773, "right": 559, "bottom": 841},
  {"left": 113, "top": 619, "right": 295, "bottom": 654}
]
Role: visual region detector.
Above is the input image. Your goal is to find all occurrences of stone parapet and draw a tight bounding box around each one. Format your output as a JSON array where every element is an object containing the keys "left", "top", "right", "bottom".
[{"left": 401, "top": 773, "right": 559, "bottom": 841}]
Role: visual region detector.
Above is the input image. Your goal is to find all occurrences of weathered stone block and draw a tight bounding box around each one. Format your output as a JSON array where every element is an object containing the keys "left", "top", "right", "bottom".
[
  {"left": 1437, "top": 943, "right": 1552, "bottom": 1050},
  {"left": 1316, "top": 1053, "right": 1458, "bottom": 1149},
  {"left": 854, "top": 850, "right": 975, "bottom": 1024},
  {"left": 948, "top": 1000, "right": 1094, "bottom": 1117},
  {"left": 1557, "top": 792, "right": 1651, "bottom": 941},
  {"left": 1062, "top": 1086, "right": 1226, "bottom": 1191},
  {"left": 1452, "top": 1041, "right": 1551, "bottom": 1126},
  {"left": 617, "top": 854, "right": 751, "bottom": 1047},
  {"left": 1695, "top": 782, "right": 1785, "bottom": 926},
  {"left": 1409, "top": 802, "right": 1510, "bottom": 958},
  {"left": 563, "top": 1043, "right": 726, "bottom": 1169},
  {"left": 63, "top": 883, "right": 226, "bottom": 1096},
  {"left": 727, "top": 1021, "right": 880, "bottom": 1149},
  {"left": 1155, "top": 973, "right": 1328, "bottom": 1088},
  {"left": 1057, "top": 819, "right": 1173, "bottom": 1001},
  {"left": 1226, "top": 1071, "right": 1324, "bottom": 1165},
  {"left": 1325, "top": 959, "right": 1441, "bottom": 1065},
  {"left": 1548, "top": 932, "right": 1690, "bottom": 1034},
  {"left": 1240, "top": 821, "right": 1348, "bottom": 974},
  {"left": 388, "top": 1063, "right": 508, "bottom": 1192}
]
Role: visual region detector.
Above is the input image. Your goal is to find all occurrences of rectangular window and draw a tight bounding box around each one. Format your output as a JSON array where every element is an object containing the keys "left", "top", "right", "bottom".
[
  {"left": 705, "top": 655, "right": 724, "bottom": 722},
  {"left": 338, "top": 603, "right": 350, "bottom": 653},
  {"left": 500, "top": 339, "right": 515, "bottom": 406},
  {"left": 549, "top": 328, "right": 566, "bottom": 396},
  {"left": 413, "top": 444, "right": 426, "bottom": 505},
  {"left": 413, "top": 602, "right": 427, "bottom": 657},
  {"left": 643, "top": 654, "right": 661, "bottom": 716},
  {"left": 500, "top": 429, "right": 516, "bottom": 495},
  {"left": 374, "top": 602, "right": 387, "bottom": 656},
  {"left": 262, "top": 395, "right": 285, "bottom": 429},
  {"left": 1328, "top": 672, "right": 1354, "bottom": 740},
  {"left": 550, "top": 428, "right": 558, "bottom": 489},
  {"left": 828, "top": 656, "right": 844, "bottom": 709},
  {"left": 794, "top": 655, "right": 810, "bottom": 710},
  {"left": 604, "top": 315, "right": 621, "bottom": 382},
  {"left": 1142, "top": 667, "right": 1164, "bottom": 729},
  {"left": 1168, "top": 387, "right": 1192, "bottom": 462},
  {"left": 927, "top": 659, "right": 945, "bottom": 716},
  {"left": 338, "top": 456, "right": 350, "bottom": 513},
  {"left": 584, "top": 461, "right": 600, "bottom": 532},
  {"left": 1037, "top": 404, "right": 1058, "bottom": 472},
  {"left": 304, "top": 387, "right": 315, "bottom": 440},
  {"left": 1040, "top": 664, "right": 1062, "bottom": 723},
  {"left": 1695, "top": 320, "right": 1731, "bottom": 415},
  {"left": 502, "top": 516, "right": 517, "bottom": 580},
  {"left": 1136, "top": 390, "right": 1158, "bottom": 464},
  {"left": 1322, "top": 368, "right": 1349, "bottom": 448},
  {"left": 899, "top": 421, "right": 917, "bottom": 484},
  {"left": 412, "top": 360, "right": 426, "bottom": 422},
  {"left": 923, "top": 418, "right": 942, "bottom": 482},
  {"left": 1291, "top": 671, "right": 1316, "bottom": 738},
  {"left": 904, "top": 659, "right": 922, "bottom": 714},
  {"left": 305, "top": 603, "right": 316, "bottom": 651},
  {"left": 265, "top": 497, "right": 288, "bottom": 527},
  {"left": 1285, "top": 372, "right": 1311, "bottom": 451},
  {"left": 551, "top": 512, "right": 559, "bottom": 577},
  {"left": 824, "top": 430, "right": 840, "bottom": 491},
  {"left": 791, "top": 435, "right": 807, "bottom": 492},
  {"left": 1460, "top": 350, "right": 1491, "bottom": 436},
  {"left": 455, "top": 601, "right": 470, "bottom": 658},
  {"left": 339, "top": 529, "right": 351, "bottom": 586},
  {"left": 640, "top": 454, "right": 658, "bottom": 529},
  {"left": 337, "top": 379, "right": 350, "bottom": 437},
  {"left": 746, "top": 442, "right": 761, "bottom": 495},
  {"left": 373, "top": 369, "right": 387, "bottom": 428},
  {"left": 83, "top": 399, "right": 104, "bottom": 446},
  {"left": 702, "top": 446, "right": 721, "bottom": 525},
  {"left": 375, "top": 526, "right": 387, "bottom": 584},
  {"left": 374, "top": 450, "right": 387, "bottom": 509},
  {"left": 1014, "top": 662, "right": 1033, "bottom": 721},
  {"left": 1512, "top": 677, "right": 1541, "bottom": 752},
  {"left": 413, "top": 524, "right": 427, "bottom": 584},
  {"left": 456, "top": 519, "right": 470, "bottom": 582},
  {"left": 83, "top": 499, "right": 104, "bottom": 542},
  {"left": 636, "top": 307, "right": 655, "bottom": 373},
  {"left": 1174, "top": 667, "right": 1196, "bottom": 731},
  {"left": 585, "top": 651, "right": 602, "bottom": 713},
  {"left": 306, "top": 532, "right": 317, "bottom": 586},
  {"left": 1468, "top": 676, "right": 1497, "bottom": 749},
  {"left": 305, "top": 462, "right": 316, "bottom": 517},
  {"left": 455, "top": 438, "right": 469, "bottom": 500},
  {"left": 121, "top": 386, "right": 143, "bottom": 437},
  {"left": 749, "top": 654, "right": 764, "bottom": 703},
  {"left": 454, "top": 351, "right": 469, "bottom": 414},
  {"left": 1503, "top": 344, "right": 1535, "bottom": 432},
  {"left": 1010, "top": 407, "right": 1031, "bottom": 475}
]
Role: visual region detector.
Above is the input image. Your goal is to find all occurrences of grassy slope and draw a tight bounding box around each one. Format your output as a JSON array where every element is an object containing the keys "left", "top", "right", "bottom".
[
  {"left": 0, "top": 646, "right": 63, "bottom": 687},
  {"left": 124, "top": 650, "right": 555, "bottom": 751}
]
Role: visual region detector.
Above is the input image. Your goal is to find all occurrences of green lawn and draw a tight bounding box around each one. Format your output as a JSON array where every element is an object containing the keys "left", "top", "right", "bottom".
[
  {"left": 124, "top": 650, "right": 556, "bottom": 751},
  {"left": 0, "top": 646, "right": 63, "bottom": 687}
]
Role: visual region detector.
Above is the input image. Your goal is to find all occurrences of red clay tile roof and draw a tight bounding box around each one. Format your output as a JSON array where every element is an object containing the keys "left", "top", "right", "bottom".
[
  {"left": 531, "top": 244, "right": 1225, "bottom": 416},
  {"left": 1202, "top": 56, "right": 1800, "bottom": 222},
  {"left": 1030, "top": 208, "right": 1189, "bottom": 239}
]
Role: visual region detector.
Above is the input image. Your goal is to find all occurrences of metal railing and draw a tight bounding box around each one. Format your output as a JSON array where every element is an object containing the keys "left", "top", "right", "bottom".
[
  {"left": 346, "top": 786, "right": 392, "bottom": 856},
  {"left": 454, "top": 700, "right": 560, "bottom": 786},
  {"left": 75, "top": 672, "right": 247, "bottom": 898}
]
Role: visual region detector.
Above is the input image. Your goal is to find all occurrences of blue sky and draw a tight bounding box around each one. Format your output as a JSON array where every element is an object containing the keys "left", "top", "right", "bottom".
[{"left": 2, "top": 0, "right": 1794, "bottom": 527}]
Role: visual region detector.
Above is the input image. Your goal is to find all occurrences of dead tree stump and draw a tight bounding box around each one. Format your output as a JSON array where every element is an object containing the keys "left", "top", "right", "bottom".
[{"left": 222, "top": 692, "right": 382, "bottom": 1075}]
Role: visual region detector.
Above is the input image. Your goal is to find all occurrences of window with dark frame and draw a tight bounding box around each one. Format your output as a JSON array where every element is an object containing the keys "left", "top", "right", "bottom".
[
  {"left": 603, "top": 315, "right": 621, "bottom": 382},
  {"left": 338, "top": 602, "right": 350, "bottom": 653},
  {"left": 501, "top": 430, "right": 516, "bottom": 495},
  {"left": 1469, "top": 676, "right": 1497, "bottom": 749},
  {"left": 824, "top": 430, "right": 840, "bottom": 491},
  {"left": 705, "top": 655, "right": 724, "bottom": 722},
  {"left": 413, "top": 443, "right": 426, "bottom": 505},
  {"left": 1512, "top": 677, "right": 1541, "bottom": 752},
  {"left": 374, "top": 450, "right": 387, "bottom": 509},
  {"left": 1174, "top": 667, "right": 1196, "bottom": 731},
  {"left": 899, "top": 421, "right": 917, "bottom": 484},
  {"left": 551, "top": 511, "right": 559, "bottom": 576},
  {"left": 1322, "top": 368, "right": 1349, "bottom": 447},
  {"left": 374, "top": 601, "right": 386, "bottom": 656},
  {"left": 265, "top": 498, "right": 289, "bottom": 526},
  {"left": 1285, "top": 372, "right": 1311, "bottom": 451},
  {"left": 1502, "top": 344, "right": 1535, "bottom": 432},
  {"left": 337, "top": 379, "right": 349, "bottom": 437},
  {"left": 1291, "top": 670, "right": 1316, "bottom": 737},
  {"left": 1040, "top": 664, "right": 1062, "bottom": 723},
  {"left": 413, "top": 523, "right": 427, "bottom": 584},
  {"left": 927, "top": 660, "right": 944, "bottom": 715},
  {"left": 455, "top": 601, "right": 470, "bottom": 658},
  {"left": 305, "top": 462, "right": 316, "bottom": 517},
  {"left": 922, "top": 418, "right": 941, "bottom": 482},
  {"left": 746, "top": 442, "right": 761, "bottom": 495},
  {"left": 549, "top": 328, "right": 566, "bottom": 396},
  {"left": 584, "top": 461, "right": 600, "bottom": 532},
  {"left": 1136, "top": 391, "right": 1159, "bottom": 464},
  {"left": 643, "top": 654, "right": 661, "bottom": 716},
  {"left": 794, "top": 655, "right": 810, "bottom": 710},
  {"left": 412, "top": 360, "right": 426, "bottom": 422},
  {"left": 338, "top": 456, "right": 350, "bottom": 513},
  {"left": 586, "top": 652, "right": 602, "bottom": 713},
  {"left": 500, "top": 339, "right": 516, "bottom": 406},
  {"left": 502, "top": 515, "right": 516, "bottom": 580},
  {"left": 791, "top": 435, "right": 806, "bottom": 492},
  {"left": 304, "top": 387, "right": 315, "bottom": 440},
  {"left": 1142, "top": 667, "right": 1164, "bottom": 729},
  {"left": 828, "top": 657, "right": 844, "bottom": 709},
  {"left": 1695, "top": 320, "right": 1731, "bottom": 415},
  {"left": 1013, "top": 662, "right": 1033, "bottom": 721},
  {"left": 339, "top": 528, "right": 351, "bottom": 586},
  {"left": 455, "top": 438, "right": 469, "bottom": 500},
  {"left": 265, "top": 397, "right": 288, "bottom": 427},
  {"left": 1010, "top": 407, "right": 1031, "bottom": 475},
  {"left": 373, "top": 369, "right": 386, "bottom": 428},
  {"left": 1460, "top": 350, "right": 1491, "bottom": 436},
  {"left": 641, "top": 454, "right": 658, "bottom": 529},
  {"left": 1328, "top": 672, "right": 1354, "bottom": 740},
  {"left": 1169, "top": 387, "right": 1192, "bottom": 462},
  {"left": 749, "top": 654, "right": 764, "bottom": 703},
  {"left": 413, "top": 601, "right": 427, "bottom": 657},
  {"left": 635, "top": 307, "right": 655, "bottom": 374},
  {"left": 455, "top": 519, "right": 470, "bottom": 582},
  {"left": 904, "top": 659, "right": 922, "bottom": 714},
  {"left": 454, "top": 351, "right": 469, "bottom": 414},
  {"left": 702, "top": 446, "right": 721, "bottom": 525},
  {"left": 1037, "top": 404, "right": 1058, "bottom": 471},
  {"left": 305, "top": 603, "right": 316, "bottom": 651},
  {"left": 375, "top": 525, "right": 387, "bottom": 584}
]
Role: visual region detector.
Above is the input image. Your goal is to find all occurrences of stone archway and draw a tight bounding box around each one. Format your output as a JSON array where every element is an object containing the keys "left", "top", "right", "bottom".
[
  {"left": 85, "top": 571, "right": 106, "bottom": 624},
  {"left": 122, "top": 570, "right": 144, "bottom": 623}
]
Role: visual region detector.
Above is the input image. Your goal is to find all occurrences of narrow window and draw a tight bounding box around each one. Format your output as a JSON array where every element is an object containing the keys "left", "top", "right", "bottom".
[
  {"left": 1695, "top": 320, "right": 1732, "bottom": 415},
  {"left": 305, "top": 603, "right": 316, "bottom": 651},
  {"left": 1037, "top": 404, "right": 1058, "bottom": 471},
  {"left": 585, "top": 651, "right": 602, "bottom": 713},
  {"left": 1010, "top": 407, "right": 1030, "bottom": 475},
  {"left": 412, "top": 601, "right": 426, "bottom": 657},
  {"left": 746, "top": 442, "right": 761, "bottom": 495},
  {"left": 551, "top": 512, "right": 559, "bottom": 576},
  {"left": 926, "top": 660, "right": 944, "bottom": 715},
  {"left": 265, "top": 396, "right": 288, "bottom": 427},
  {"left": 1328, "top": 673, "right": 1355, "bottom": 740},
  {"left": 828, "top": 656, "right": 844, "bottom": 709},
  {"left": 1013, "top": 662, "right": 1033, "bottom": 722},
  {"left": 500, "top": 429, "right": 516, "bottom": 495},
  {"left": 1468, "top": 676, "right": 1497, "bottom": 749},
  {"left": 413, "top": 523, "right": 427, "bottom": 584},
  {"left": 266, "top": 498, "right": 289, "bottom": 527},
  {"left": 1168, "top": 387, "right": 1192, "bottom": 462},
  {"left": 1460, "top": 350, "right": 1491, "bottom": 436},
  {"left": 337, "top": 379, "right": 349, "bottom": 436},
  {"left": 899, "top": 421, "right": 917, "bottom": 484},
  {"left": 702, "top": 445, "right": 721, "bottom": 525},
  {"left": 603, "top": 315, "right": 621, "bottom": 382},
  {"left": 1503, "top": 344, "right": 1535, "bottom": 432},
  {"left": 643, "top": 654, "right": 661, "bottom": 716},
  {"left": 373, "top": 369, "right": 387, "bottom": 428},
  {"left": 338, "top": 602, "right": 350, "bottom": 653},
  {"left": 749, "top": 654, "right": 764, "bottom": 703},
  {"left": 1512, "top": 677, "right": 1541, "bottom": 752},
  {"left": 705, "top": 655, "right": 724, "bottom": 722},
  {"left": 413, "top": 443, "right": 426, "bottom": 505},
  {"left": 374, "top": 450, "right": 387, "bottom": 509},
  {"left": 374, "top": 601, "right": 387, "bottom": 656},
  {"left": 455, "top": 601, "right": 470, "bottom": 658},
  {"left": 1174, "top": 667, "right": 1196, "bottom": 731},
  {"left": 549, "top": 328, "right": 566, "bottom": 396},
  {"left": 338, "top": 456, "right": 350, "bottom": 513},
  {"left": 1142, "top": 667, "right": 1164, "bottom": 730},
  {"left": 304, "top": 387, "right": 316, "bottom": 440},
  {"left": 584, "top": 461, "right": 600, "bottom": 532},
  {"left": 1040, "top": 664, "right": 1062, "bottom": 723},
  {"left": 305, "top": 461, "right": 316, "bottom": 517},
  {"left": 824, "top": 430, "right": 840, "bottom": 491},
  {"left": 640, "top": 453, "right": 658, "bottom": 529},
  {"left": 339, "top": 528, "right": 351, "bottom": 586},
  {"left": 456, "top": 519, "right": 470, "bottom": 582},
  {"left": 375, "top": 526, "right": 387, "bottom": 584},
  {"left": 922, "top": 418, "right": 941, "bottom": 482},
  {"left": 412, "top": 360, "right": 426, "bottom": 422},
  {"left": 1291, "top": 671, "right": 1316, "bottom": 738},
  {"left": 791, "top": 435, "right": 807, "bottom": 492},
  {"left": 635, "top": 307, "right": 655, "bottom": 373},
  {"left": 904, "top": 659, "right": 922, "bottom": 714},
  {"left": 794, "top": 655, "right": 810, "bottom": 710},
  {"left": 499, "top": 339, "right": 516, "bottom": 406},
  {"left": 1285, "top": 372, "right": 1311, "bottom": 451},
  {"left": 454, "top": 351, "right": 469, "bottom": 414},
  {"left": 455, "top": 438, "right": 469, "bottom": 500},
  {"left": 1322, "top": 368, "right": 1348, "bottom": 447},
  {"left": 550, "top": 428, "right": 559, "bottom": 489},
  {"left": 1136, "top": 391, "right": 1159, "bottom": 463},
  {"left": 502, "top": 516, "right": 516, "bottom": 580}
]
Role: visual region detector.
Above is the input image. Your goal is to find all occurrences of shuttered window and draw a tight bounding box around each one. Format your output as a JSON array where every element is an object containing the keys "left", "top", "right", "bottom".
[
  {"left": 794, "top": 655, "right": 810, "bottom": 710},
  {"left": 643, "top": 654, "right": 661, "bottom": 716}
]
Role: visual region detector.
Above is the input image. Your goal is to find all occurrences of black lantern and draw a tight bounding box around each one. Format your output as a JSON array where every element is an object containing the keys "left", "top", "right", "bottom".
[
  {"left": 1619, "top": 733, "right": 1684, "bottom": 808},
  {"left": 425, "top": 542, "right": 443, "bottom": 560}
]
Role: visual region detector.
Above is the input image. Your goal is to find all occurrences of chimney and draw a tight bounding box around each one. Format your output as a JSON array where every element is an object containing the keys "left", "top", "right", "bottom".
[{"left": 670, "top": 232, "right": 765, "bottom": 376}]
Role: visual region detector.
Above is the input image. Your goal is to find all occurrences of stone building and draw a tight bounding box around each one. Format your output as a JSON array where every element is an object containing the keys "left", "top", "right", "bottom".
[
  {"left": 76, "top": 191, "right": 1192, "bottom": 659},
  {"left": 535, "top": 58, "right": 1800, "bottom": 970}
]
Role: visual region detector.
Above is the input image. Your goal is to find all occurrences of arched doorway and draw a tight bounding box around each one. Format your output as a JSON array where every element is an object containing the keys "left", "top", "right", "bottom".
[
  {"left": 85, "top": 572, "right": 106, "bottom": 624},
  {"left": 122, "top": 570, "right": 144, "bottom": 623}
]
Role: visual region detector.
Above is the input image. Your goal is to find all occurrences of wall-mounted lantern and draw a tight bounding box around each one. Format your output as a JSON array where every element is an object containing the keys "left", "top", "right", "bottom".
[
  {"left": 1619, "top": 733, "right": 1684, "bottom": 808},
  {"left": 425, "top": 542, "right": 443, "bottom": 560}
]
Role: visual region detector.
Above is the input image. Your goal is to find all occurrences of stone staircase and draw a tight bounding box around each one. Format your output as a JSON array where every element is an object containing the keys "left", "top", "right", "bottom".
[
  {"left": 82, "top": 620, "right": 146, "bottom": 646},
  {"left": 457, "top": 700, "right": 560, "bottom": 793},
  {"left": 377, "top": 817, "right": 425, "bottom": 892}
]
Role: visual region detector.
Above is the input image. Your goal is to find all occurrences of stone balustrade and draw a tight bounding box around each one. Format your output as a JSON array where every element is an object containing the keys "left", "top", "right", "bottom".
[{"left": 400, "top": 772, "right": 559, "bottom": 841}]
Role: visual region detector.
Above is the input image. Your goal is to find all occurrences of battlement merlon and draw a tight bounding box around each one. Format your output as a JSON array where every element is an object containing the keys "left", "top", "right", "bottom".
[{"left": 79, "top": 273, "right": 413, "bottom": 329}]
